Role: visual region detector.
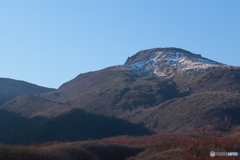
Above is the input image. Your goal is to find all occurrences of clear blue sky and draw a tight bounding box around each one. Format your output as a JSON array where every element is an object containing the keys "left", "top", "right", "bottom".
[{"left": 1, "top": 1, "right": 239, "bottom": 88}]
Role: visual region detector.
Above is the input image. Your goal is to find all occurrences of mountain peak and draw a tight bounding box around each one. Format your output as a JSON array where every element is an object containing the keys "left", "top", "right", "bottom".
[
  {"left": 122, "top": 47, "right": 226, "bottom": 77},
  {"left": 124, "top": 47, "right": 190, "bottom": 65}
]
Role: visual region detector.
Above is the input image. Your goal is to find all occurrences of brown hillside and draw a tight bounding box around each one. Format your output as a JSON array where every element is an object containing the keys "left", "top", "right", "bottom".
[{"left": 119, "top": 91, "right": 240, "bottom": 133}]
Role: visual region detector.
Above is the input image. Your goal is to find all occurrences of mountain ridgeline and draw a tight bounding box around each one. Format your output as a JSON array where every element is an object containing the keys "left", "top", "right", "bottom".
[
  {"left": 0, "top": 78, "right": 55, "bottom": 106},
  {"left": 1, "top": 47, "right": 240, "bottom": 144}
]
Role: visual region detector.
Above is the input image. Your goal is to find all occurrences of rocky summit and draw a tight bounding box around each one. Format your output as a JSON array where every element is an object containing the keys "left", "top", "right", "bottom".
[{"left": 122, "top": 48, "right": 226, "bottom": 77}]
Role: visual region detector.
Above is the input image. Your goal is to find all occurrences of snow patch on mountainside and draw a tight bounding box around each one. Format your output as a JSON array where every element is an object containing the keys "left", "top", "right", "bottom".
[{"left": 121, "top": 49, "right": 227, "bottom": 77}]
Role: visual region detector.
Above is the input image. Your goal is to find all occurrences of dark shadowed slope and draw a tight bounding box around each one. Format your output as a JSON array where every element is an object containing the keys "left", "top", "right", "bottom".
[
  {"left": 0, "top": 96, "right": 152, "bottom": 145},
  {"left": 0, "top": 78, "right": 55, "bottom": 105}
]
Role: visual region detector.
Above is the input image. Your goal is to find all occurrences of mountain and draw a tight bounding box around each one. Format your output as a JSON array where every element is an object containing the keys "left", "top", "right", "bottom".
[
  {"left": 0, "top": 78, "right": 55, "bottom": 105},
  {"left": 120, "top": 91, "right": 240, "bottom": 133},
  {"left": 40, "top": 48, "right": 239, "bottom": 114},
  {"left": 0, "top": 103, "right": 152, "bottom": 144},
  {"left": 1, "top": 47, "right": 240, "bottom": 144},
  {"left": 123, "top": 47, "right": 226, "bottom": 77}
]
